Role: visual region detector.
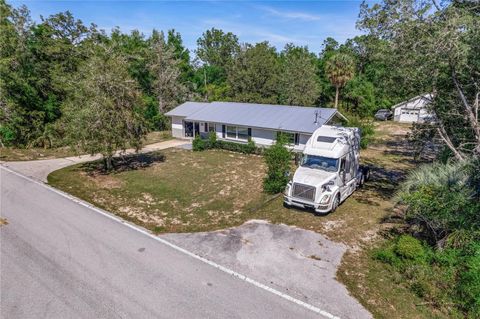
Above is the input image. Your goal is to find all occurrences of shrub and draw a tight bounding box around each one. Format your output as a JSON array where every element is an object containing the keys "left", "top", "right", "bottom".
[
  {"left": 0, "top": 125, "right": 16, "bottom": 146},
  {"left": 458, "top": 243, "right": 480, "bottom": 316},
  {"left": 192, "top": 134, "right": 207, "bottom": 151},
  {"left": 465, "top": 158, "right": 480, "bottom": 198},
  {"left": 378, "top": 159, "right": 480, "bottom": 317},
  {"left": 208, "top": 130, "right": 217, "bottom": 145},
  {"left": 395, "top": 235, "right": 426, "bottom": 261},
  {"left": 215, "top": 139, "right": 258, "bottom": 154},
  {"left": 399, "top": 162, "right": 468, "bottom": 195},
  {"left": 373, "top": 245, "right": 400, "bottom": 266},
  {"left": 398, "top": 162, "right": 480, "bottom": 247},
  {"left": 263, "top": 135, "right": 291, "bottom": 194},
  {"left": 192, "top": 132, "right": 260, "bottom": 155}
]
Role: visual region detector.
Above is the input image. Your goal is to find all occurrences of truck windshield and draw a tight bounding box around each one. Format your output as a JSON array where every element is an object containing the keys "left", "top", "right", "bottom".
[{"left": 300, "top": 155, "right": 338, "bottom": 172}]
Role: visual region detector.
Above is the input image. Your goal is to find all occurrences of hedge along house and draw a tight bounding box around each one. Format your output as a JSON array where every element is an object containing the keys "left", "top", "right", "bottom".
[{"left": 165, "top": 101, "right": 346, "bottom": 151}]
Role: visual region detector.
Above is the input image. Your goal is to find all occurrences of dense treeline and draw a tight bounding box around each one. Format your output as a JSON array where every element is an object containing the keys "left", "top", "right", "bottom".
[{"left": 0, "top": 0, "right": 399, "bottom": 149}]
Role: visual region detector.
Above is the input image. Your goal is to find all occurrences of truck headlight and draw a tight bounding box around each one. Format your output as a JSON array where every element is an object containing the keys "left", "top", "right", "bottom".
[
  {"left": 321, "top": 180, "right": 335, "bottom": 192},
  {"left": 284, "top": 182, "right": 292, "bottom": 196},
  {"left": 320, "top": 194, "right": 331, "bottom": 204}
]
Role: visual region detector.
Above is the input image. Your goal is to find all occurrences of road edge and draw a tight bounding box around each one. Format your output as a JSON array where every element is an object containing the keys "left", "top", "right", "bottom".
[{"left": 1, "top": 164, "right": 340, "bottom": 319}]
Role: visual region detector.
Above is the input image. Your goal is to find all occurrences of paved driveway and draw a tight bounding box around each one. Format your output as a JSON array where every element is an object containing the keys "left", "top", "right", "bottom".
[
  {"left": 1, "top": 139, "right": 189, "bottom": 182},
  {"left": 164, "top": 221, "right": 372, "bottom": 319},
  {"left": 1, "top": 167, "right": 322, "bottom": 319}
]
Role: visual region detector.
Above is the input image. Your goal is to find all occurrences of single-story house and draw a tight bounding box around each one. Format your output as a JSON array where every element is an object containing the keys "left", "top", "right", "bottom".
[
  {"left": 165, "top": 101, "right": 346, "bottom": 151},
  {"left": 392, "top": 93, "right": 435, "bottom": 123}
]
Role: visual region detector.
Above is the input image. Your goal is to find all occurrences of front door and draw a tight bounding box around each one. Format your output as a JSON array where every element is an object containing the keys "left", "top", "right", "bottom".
[{"left": 184, "top": 121, "right": 193, "bottom": 137}]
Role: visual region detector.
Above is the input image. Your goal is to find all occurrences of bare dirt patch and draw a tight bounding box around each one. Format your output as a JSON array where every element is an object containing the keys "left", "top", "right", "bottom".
[{"left": 82, "top": 172, "right": 125, "bottom": 189}]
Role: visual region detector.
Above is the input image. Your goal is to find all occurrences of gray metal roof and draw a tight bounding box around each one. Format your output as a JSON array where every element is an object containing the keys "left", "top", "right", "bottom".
[
  {"left": 391, "top": 93, "right": 433, "bottom": 110},
  {"left": 166, "top": 101, "right": 341, "bottom": 134},
  {"left": 164, "top": 101, "right": 210, "bottom": 117}
]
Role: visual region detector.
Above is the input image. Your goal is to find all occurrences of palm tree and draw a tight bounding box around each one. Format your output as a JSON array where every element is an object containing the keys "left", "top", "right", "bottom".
[{"left": 325, "top": 53, "right": 355, "bottom": 109}]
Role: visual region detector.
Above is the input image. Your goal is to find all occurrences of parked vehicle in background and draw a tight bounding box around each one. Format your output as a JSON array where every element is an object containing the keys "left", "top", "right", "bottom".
[
  {"left": 283, "top": 125, "right": 370, "bottom": 214},
  {"left": 374, "top": 109, "right": 393, "bottom": 121}
]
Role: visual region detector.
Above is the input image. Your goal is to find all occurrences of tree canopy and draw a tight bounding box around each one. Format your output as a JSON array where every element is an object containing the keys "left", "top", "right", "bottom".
[
  {"left": 61, "top": 46, "right": 147, "bottom": 170},
  {"left": 1, "top": 0, "right": 453, "bottom": 150},
  {"left": 325, "top": 53, "right": 355, "bottom": 109}
]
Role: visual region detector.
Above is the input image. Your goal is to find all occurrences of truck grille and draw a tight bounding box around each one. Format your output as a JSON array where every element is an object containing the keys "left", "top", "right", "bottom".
[{"left": 292, "top": 183, "right": 316, "bottom": 202}]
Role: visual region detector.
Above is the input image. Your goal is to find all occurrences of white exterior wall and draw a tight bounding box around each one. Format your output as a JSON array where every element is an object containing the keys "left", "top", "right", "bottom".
[
  {"left": 298, "top": 134, "right": 310, "bottom": 146},
  {"left": 215, "top": 123, "right": 223, "bottom": 139},
  {"left": 393, "top": 107, "right": 402, "bottom": 122},
  {"left": 398, "top": 108, "right": 420, "bottom": 123},
  {"left": 198, "top": 122, "right": 207, "bottom": 133},
  {"left": 171, "top": 116, "right": 184, "bottom": 138},
  {"left": 169, "top": 118, "right": 312, "bottom": 151},
  {"left": 294, "top": 133, "right": 311, "bottom": 151},
  {"left": 393, "top": 96, "right": 434, "bottom": 123}
]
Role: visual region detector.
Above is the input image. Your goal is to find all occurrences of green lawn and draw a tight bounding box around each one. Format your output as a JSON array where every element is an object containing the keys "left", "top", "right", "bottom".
[
  {"left": 0, "top": 131, "right": 171, "bottom": 161},
  {"left": 48, "top": 121, "right": 445, "bottom": 318},
  {"left": 48, "top": 148, "right": 271, "bottom": 233}
]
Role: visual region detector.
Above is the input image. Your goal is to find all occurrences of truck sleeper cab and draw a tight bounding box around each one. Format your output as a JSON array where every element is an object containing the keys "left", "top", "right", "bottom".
[{"left": 284, "top": 125, "right": 368, "bottom": 214}]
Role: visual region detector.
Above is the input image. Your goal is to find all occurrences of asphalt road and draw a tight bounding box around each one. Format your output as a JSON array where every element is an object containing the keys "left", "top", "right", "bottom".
[{"left": 0, "top": 167, "right": 323, "bottom": 319}]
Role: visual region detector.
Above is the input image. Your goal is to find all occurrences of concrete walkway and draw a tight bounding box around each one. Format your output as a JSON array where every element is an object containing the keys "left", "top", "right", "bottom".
[{"left": 1, "top": 139, "right": 188, "bottom": 182}]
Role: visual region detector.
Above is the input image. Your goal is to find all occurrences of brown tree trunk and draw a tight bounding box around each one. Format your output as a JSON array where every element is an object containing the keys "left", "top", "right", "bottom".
[{"left": 334, "top": 86, "right": 339, "bottom": 109}]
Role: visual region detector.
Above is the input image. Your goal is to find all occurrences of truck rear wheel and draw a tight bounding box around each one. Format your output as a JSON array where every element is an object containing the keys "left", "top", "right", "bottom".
[
  {"left": 358, "top": 173, "right": 365, "bottom": 188},
  {"left": 363, "top": 166, "right": 371, "bottom": 182}
]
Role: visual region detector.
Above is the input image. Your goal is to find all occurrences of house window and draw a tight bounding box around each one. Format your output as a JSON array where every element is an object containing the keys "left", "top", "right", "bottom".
[
  {"left": 237, "top": 127, "right": 249, "bottom": 141},
  {"left": 224, "top": 126, "right": 250, "bottom": 141},
  {"left": 278, "top": 131, "right": 298, "bottom": 145},
  {"left": 208, "top": 123, "right": 216, "bottom": 133},
  {"left": 226, "top": 125, "right": 237, "bottom": 139}
]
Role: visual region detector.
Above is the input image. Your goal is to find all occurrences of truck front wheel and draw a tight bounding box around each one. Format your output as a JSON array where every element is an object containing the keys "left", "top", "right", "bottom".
[{"left": 331, "top": 194, "right": 340, "bottom": 213}]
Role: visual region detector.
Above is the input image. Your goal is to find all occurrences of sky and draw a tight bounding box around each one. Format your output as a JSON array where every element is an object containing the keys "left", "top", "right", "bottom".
[{"left": 10, "top": 0, "right": 369, "bottom": 54}]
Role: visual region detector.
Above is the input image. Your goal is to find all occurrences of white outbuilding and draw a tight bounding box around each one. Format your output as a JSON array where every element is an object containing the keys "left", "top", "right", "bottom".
[{"left": 392, "top": 93, "right": 435, "bottom": 123}]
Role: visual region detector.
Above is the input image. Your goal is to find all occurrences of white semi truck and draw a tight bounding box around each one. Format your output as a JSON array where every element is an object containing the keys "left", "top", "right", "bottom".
[{"left": 283, "top": 125, "right": 370, "bottom": 214}]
